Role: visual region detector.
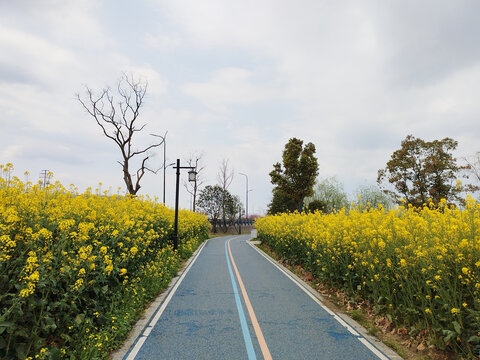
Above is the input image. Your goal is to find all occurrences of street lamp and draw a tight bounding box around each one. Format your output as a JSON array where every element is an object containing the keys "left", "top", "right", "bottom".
[
  {"left": 163, "top": 131, "right": 168, "bottom": 204},
  {"left": 188, "top": 169, "right": 196, "bottom": 182},
  {"left": 239, "top": 172, "right": 249, "bottom": 221},
  {"left": 172, "top": 159, "right": 197, "bottom": 250}
]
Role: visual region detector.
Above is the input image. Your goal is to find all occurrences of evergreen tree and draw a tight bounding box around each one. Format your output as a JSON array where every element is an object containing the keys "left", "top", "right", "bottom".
[{"left": 269, "top": 138, "right": 319, "bottom": 213}]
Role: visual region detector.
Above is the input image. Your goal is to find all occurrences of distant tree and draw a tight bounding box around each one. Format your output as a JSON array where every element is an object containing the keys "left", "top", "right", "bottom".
[
  {"left": 269, "top": 138, "right": 319, "bottom": 212},
  {"left": 217, "top": 159, "right": 234, "bottom": 231},
  {"left": 197, "top": 185, "right": 242, "bottom": 233},
  {"left": 354, "top": 184, "right": 394, "bottom": 210},
  {"left": 377, "top": 135, "right": 468, "bottom": 206},
  {"left": 464, "top": 151, "right": 480, "bottom": 184},
  {"left": 77, "top": 74, "right": 164, "bottom": 195},
  {"left": 197, "top": 185, "right": 224, "bottom": 233},
  {"left": 305, "top": 177, "right": 349, "bottom": 214},
  {"left": 224, "top": 193, "right": 243, "bottom": 231},
  {"left": 183, "top": 152, "right": 205, "bottom": 212}
]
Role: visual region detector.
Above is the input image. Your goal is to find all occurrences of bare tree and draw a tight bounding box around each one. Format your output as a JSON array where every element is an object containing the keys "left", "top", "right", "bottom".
[
  {"left": 464, "top": 152, "right": 480, "bottom": 184},
  {"left": 77, "top": 74, "right": 164, "bottom": 195},
  {"left": 184, "top": 152, "right": 205, "bottom": 212},
  {"left": 217, "top": 158, "right": 234, "bottom": 192},
  {"left": 217, "top": 159, "right": 234, "bottom": 232}
]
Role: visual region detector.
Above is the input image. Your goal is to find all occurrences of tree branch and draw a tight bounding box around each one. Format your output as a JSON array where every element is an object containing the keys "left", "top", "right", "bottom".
[{"left": 77, "top": 73, "right": 163, "bottom": 195}]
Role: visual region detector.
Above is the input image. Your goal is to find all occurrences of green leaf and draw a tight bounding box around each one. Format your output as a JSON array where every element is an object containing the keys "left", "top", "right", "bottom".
[
  {"left": 0, "top": 321, "right": 14, "bottom": 335},
  {"left": 452, "top": 321, "right": 462, "bottom": 334},
  {"left": 60, "top": 333, "right": 72, "bottom": 343},
  {"left": 14, "top": 328, "right": 28, "bottom": 338},
  {"left": 75, "top": 314, "right": 85, "bottom": 325},
  {"left": 0, "top": 335, "right": 6, "bottom": 349},
  {"left": 15, "top": 342, "right": 28, "bottom": 359},
  {"left": 467, "top": 335, "right": 480, "bottom": 344},
  {"left": 443, "top": 330, "right": 456, "bottom": 343},
  {"left": 44, "top": 317, "right": 57, "bottom": 331},
  {"left": 49, "top": 347, "right": 62, "bottom": 360}
]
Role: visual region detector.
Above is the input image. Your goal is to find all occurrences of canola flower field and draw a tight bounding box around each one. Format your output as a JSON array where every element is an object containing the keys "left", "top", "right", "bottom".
[
  {"left": 256, "top": 199, "right": 480, "bottom": 358},
  {"left": 0, "top": 165, "right": 210, "bottom": 359}
]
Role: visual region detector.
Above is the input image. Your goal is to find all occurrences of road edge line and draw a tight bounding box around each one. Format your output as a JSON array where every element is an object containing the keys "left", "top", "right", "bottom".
[
  {"left": 247, "top": 241, "right": 402, "bottom": 360},
  {"left": 114, "top": 239, "right": 209, "bottom": 360}
]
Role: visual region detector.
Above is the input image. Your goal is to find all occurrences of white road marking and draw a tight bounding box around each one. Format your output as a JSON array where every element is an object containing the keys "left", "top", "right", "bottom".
[
  {"left": 247, "top": 241, "right": 391, "bottom": 360},
  {"left": 124, "top": 240, "right": 208, "bottom": 360}
]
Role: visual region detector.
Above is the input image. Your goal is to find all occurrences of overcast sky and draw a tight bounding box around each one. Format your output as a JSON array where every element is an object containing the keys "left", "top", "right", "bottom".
[{"left": 1, "top": 0, "right": 479, "bottom": 214}]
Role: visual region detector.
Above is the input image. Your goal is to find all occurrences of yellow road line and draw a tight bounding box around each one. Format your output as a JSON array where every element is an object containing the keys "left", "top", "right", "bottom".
[{"left": 227, "top": 239, "right": 273, "bottom": 360}]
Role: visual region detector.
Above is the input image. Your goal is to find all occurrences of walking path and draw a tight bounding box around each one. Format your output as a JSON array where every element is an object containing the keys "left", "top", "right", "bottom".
[{"left": 118, "top": 235, "right": 401, "bottom": 359}]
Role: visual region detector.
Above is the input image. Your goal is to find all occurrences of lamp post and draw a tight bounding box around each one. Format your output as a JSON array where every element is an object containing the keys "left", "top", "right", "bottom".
[
  {"left": 163, "top": 161, "right": 175, "bottom": 204},
  {"left": 239, "top": 172, "right": 248, "bottom": 221},
  {"left": 163, "top": 133, "right": 167, "bottom": 203},
  {"left": 163, "top": 131, "right": 168, "bottom": 205},
  {"left": 151, "top": 131, "right": 168, "bottom": 204},
  {"left": 172, "top": 159, "right": 197, "bottom": 250}
]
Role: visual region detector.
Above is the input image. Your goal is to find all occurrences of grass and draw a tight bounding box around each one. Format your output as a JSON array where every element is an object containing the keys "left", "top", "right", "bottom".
[{"left": 349, "top": 309, "right": 364, "bottom": 322}]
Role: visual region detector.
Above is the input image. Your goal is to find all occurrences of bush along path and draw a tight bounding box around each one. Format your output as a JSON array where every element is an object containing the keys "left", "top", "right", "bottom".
[
  {"left": 255, "top": 200, "right": 480, "bottom": 359},
  {"left": 0, "top": 172, "right": 210, "bottom": 359}
]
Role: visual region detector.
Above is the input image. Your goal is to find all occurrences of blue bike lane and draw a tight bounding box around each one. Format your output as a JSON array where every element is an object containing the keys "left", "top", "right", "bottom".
[{"left": 121, "top": 235, "right": 399, "bottom": 360}]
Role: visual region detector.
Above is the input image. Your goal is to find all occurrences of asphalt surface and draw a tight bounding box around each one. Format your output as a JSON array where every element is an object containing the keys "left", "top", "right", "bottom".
[{"left": 123, "top": 235, "right": 392, "bottom": 359}]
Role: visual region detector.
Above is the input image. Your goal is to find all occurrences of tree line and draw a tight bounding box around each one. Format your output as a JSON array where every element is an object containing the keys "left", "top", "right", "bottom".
[
  {"left": 268, "top": 136, "right": 480, "bottom": 214},
  {"left": 76, "top": 74, "right": 480, "bottom": 220}
]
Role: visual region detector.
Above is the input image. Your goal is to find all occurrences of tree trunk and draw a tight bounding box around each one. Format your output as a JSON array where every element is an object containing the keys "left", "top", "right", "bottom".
[{"left": 123, "top": 164, "right": 136, "bottom": 195}]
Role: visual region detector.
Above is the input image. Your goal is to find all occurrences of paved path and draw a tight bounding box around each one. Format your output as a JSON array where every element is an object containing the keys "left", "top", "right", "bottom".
[{"left": 122, "top": 235, "right": 396, "bottom": 359}]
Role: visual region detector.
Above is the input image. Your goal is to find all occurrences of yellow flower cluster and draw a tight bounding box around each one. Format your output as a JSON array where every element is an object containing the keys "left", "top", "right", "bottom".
[
  {"left": 0, "top": 165, "right": 210, "bottom": 359},
  {"left": 256, "top": 198, "right": 480, "bottom": 356}
]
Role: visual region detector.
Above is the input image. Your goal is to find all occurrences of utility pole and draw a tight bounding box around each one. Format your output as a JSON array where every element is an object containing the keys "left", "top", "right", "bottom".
[
  {"left": 239, "top": 173, "right": 248, "bottom": 220},
  {"left": 163, "top": 131, "right": 168, "bottom": 204},
  {"left": 39, "top": 170, "right": 50, "bottom": 188},
  {"left": 150, "top": 131, "right": 168, "bottom": 204}
]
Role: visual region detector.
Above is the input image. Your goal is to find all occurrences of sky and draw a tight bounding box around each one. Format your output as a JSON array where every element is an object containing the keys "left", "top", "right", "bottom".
[{"left": 1, "top": 0, "right": 480, "bottom": 214}]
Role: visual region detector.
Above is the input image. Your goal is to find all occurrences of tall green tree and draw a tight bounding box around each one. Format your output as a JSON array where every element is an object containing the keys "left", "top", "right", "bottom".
[
  {"left": 377, "top": 135, "right": 468, "bottom": 206},
  {"left": 269, "top": 138, "right": 319, "bottom": 213},
  {"left": 267, "top": 188, "right": 298, "bottom": 215}
]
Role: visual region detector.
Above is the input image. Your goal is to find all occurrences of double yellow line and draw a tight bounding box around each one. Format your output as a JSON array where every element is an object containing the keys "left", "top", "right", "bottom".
[{"left": 226, "top": 238, "right": 272, "bottom": 360}]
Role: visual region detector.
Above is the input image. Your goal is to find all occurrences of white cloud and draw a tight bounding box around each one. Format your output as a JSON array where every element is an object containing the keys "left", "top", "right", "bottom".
[
  {"left": 144, "top": 32, "right": 182, "bottom": 50},
  {"left": 0, "top": 26, "right": 78, "bottom": 86},
  {"left": 122, "top": 65, "right": 169, "bottom": 97},
  {"left": 2, "top": 0, "right": 480, "bottom": 211},
  {"left": 182, "top": 67, "right": 282, "bottom": 111}
]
